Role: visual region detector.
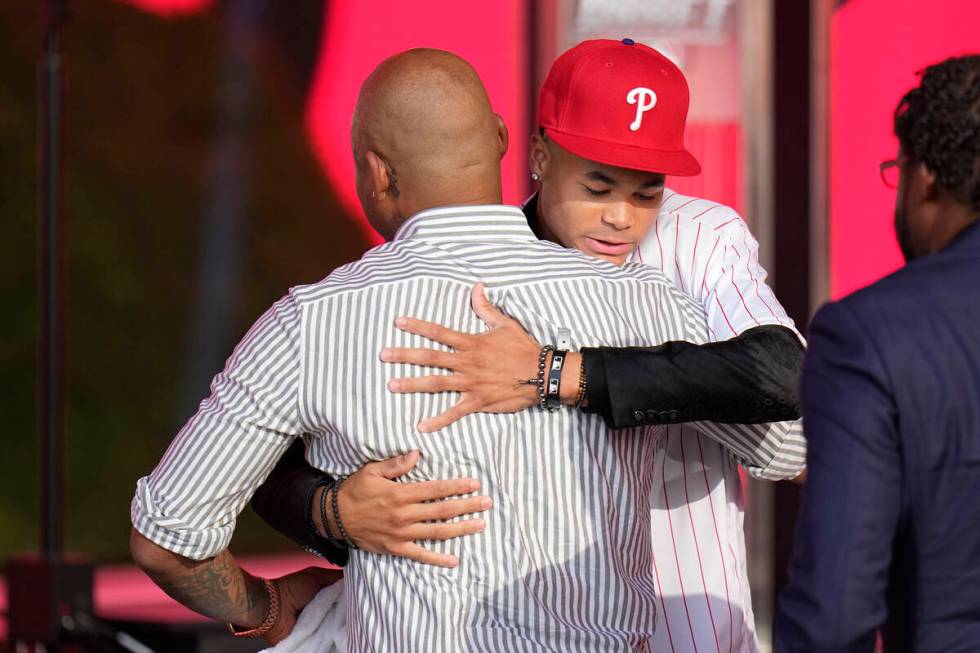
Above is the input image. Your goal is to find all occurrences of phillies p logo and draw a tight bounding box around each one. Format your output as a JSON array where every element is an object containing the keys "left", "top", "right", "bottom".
[{"left": 627, "top": 87, "right": 657, "bottom": 131}]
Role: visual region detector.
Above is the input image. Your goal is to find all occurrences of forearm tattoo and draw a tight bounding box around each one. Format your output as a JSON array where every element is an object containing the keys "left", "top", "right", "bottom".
[{"left": 149, "top": 550, "right": 268, "bottom": 626}]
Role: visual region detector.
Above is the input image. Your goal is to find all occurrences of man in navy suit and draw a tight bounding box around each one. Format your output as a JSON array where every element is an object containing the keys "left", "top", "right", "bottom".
[{"left": 775, "top": 55, "right": 980, "bottom": 652}]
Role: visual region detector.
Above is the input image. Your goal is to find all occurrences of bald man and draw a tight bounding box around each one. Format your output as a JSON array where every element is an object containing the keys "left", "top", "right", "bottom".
[{"left": 130, "top": 49, "right": 757, "bottom": 651}]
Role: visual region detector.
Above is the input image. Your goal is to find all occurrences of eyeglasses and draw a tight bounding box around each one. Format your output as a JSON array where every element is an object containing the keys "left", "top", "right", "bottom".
[{"left": 879, "top": 158, "right": 904, "bottom": 189}]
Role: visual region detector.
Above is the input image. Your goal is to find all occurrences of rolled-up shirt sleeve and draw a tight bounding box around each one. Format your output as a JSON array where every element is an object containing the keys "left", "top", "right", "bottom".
[
  {"left": 131, "top": 293, "right": 306, "bottom": 560},
  {"left": 692, "top": 418, "right": 807, "bottom": 481}
]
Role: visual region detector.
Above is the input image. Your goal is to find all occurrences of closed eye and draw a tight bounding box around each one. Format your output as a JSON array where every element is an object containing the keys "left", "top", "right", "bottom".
[
  {"left": 635, "top": 188, "right": 664, "bottom": 202},
  {"left": 582, "top": 185, "right": 610, "bottom": 197}
]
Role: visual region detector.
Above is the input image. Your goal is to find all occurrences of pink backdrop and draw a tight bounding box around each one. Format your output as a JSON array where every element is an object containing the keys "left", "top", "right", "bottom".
[
  {"left": 669, "top": 123, "right": 742, "bottom": 214},
  {"left": 830, "top": 0, "right": 980, "bottom": 298}
]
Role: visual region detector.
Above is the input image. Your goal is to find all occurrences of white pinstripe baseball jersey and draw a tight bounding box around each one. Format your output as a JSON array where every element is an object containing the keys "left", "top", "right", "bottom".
[
  {"left": 132, "top": 204, "right": 801, "bottom": 652},
  {"left": 634, "top": 189, "right": 803, "bottom": 653}
]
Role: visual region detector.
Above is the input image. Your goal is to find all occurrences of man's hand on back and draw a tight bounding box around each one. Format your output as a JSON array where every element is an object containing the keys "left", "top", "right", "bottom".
[
  {"left": 317, "top": 450, "right": 492, "bottom": 568},
  {"left": 381, "top": 284, "right": 581, "bottom": 431}
]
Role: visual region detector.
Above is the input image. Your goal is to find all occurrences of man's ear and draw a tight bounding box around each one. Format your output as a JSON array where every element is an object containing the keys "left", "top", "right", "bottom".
[
  {"left": 916, "top": 161, "right": 941, "bottom": 202},
  {"left": 528, "top": 132, "right": 550, "bottom": 179},
  {"left": 495, "top": 113, "right": 509, "bottom": 159},
  {"left": 364, "top": 150, "right": 391, "bottom": 198}
]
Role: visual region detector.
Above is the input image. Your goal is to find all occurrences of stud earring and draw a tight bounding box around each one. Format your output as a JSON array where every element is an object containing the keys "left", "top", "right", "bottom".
[{"left": 530, "top": 172, "right": 540, "bottom": 182}]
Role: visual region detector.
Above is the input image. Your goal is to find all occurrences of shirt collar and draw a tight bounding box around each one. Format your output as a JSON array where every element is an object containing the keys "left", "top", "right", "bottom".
[
  {"left": 393, "top": 204, "right": 536, "bottom": 243},
  {"left": 944, "top": 217, "right": 980, "bottom": 254},
  {"left": 522, "top": 192, "right": 543, "bottom": 239}
]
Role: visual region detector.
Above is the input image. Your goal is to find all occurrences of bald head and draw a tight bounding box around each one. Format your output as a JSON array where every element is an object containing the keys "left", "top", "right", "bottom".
[{"left": 351, "top": 49, "right": 508, "bottom": 238}]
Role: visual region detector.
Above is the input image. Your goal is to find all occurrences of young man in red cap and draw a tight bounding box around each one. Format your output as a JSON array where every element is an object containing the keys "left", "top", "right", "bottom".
[
  {"left": 254, "top": 40, "right": 804, "bottom": 652},
  {"left": 380, "top": 38, "right": 803, "bottom": 653}
]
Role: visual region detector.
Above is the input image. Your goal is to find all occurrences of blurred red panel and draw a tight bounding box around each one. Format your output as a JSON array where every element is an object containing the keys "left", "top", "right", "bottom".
[
  {"left": 113, "top": 0, "right": 212, "bottom": 16},
  {"left": 305, "top": 0, "right": 530, "bottom": 245},
  {"left": 830, "top": 0, "right": 980, "bottom": 298},
  {"left": 667, "top": 123, "right": 742, "bottom": 214}
]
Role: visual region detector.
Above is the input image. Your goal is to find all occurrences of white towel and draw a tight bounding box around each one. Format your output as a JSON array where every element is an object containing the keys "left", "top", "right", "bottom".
[{"left": 261, "top": 578, "right": 348, "bottom": 653}]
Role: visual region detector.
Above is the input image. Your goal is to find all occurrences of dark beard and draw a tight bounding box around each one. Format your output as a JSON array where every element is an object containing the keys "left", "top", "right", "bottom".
[{"left": 894, "top": 206, "right": 917, "bottom": 262}]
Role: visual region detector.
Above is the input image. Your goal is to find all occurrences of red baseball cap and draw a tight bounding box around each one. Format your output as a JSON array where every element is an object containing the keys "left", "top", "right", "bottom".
[{"left": 538, "top": 38, "right": 701, "bottom": 177}]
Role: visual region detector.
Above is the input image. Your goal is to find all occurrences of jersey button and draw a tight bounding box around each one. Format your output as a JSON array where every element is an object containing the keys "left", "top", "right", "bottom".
[{"left": 633, "top": 410, "right": 645, "bottom": 422}]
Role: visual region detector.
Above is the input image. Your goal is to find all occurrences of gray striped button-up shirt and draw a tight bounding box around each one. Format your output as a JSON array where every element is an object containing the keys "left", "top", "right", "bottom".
[{"left": 132, "top": 205, "right": 803, "bottom": 652}]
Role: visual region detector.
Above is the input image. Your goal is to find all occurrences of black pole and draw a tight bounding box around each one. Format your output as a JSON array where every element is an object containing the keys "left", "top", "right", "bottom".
[
  {"left": 39, "top": 0, "right": 68, "bottom": 561},
  {"left": 8, "top": 4, "right": 93, "bottom": 649},
  {"left": 771, "top": 0, "right": 811, "bottom": 609},
  {"left": 11, "top": 5, "right": 151, "bottom": 650}
]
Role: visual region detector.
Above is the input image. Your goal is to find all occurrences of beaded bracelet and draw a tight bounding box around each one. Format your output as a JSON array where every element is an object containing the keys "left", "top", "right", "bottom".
[
  {"left": 518, "top": 345, "right": 559, "bottom": 409},
  {"left": 318, "top": 478, "right": 352, "bottom": 547},
  {"left": 573, "top": 357, "right": 588, "bottom": 408},
  {"left": 331, "top": 476, "right": 359, "bottom": 549},
  {"left": 317, "top": 479, "right": 335, "bottom": 540},
  {"left": 535, "top": 345, "right": 555, "bottom": 409},
  {"left": 306, "top": 478, "right": 333, "bottom": 544}
]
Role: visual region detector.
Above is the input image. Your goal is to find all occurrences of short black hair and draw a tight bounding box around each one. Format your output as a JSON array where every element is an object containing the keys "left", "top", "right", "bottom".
[{"left": 894, "top": 55, "right": 980, "bottom": 212}]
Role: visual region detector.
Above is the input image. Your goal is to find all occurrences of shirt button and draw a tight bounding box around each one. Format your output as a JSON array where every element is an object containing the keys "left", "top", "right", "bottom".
[
  {"left": 645, "top": 410, "right": 659, "bottom": 423},
  {"left": 633, "top": 410, "right": 645, "bottom": 422}
]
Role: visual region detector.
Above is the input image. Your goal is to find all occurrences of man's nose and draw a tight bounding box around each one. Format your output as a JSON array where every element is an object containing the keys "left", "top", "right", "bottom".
[{"left": 601, "top": 203, "right": 634, "bottom": 230}]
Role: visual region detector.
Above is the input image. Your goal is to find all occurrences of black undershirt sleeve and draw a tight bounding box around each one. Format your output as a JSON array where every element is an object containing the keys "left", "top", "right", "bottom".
[
  {"left": 250, "top": 440, "right": 348, "bottom": 566},
  {"left": 581, "top": 324, "right": 804, "bottom": 429}
]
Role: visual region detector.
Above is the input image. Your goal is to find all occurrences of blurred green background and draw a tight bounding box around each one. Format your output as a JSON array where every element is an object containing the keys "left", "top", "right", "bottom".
[{"left": 0, "top": 0, "right": 369, "bottom": 562}]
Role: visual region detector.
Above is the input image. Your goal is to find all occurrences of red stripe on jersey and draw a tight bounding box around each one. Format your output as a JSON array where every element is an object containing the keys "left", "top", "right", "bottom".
[
  {"left": 729, "top": 267, "right": 760, "bottom": 326},
  {"left": 661, "top": 431, "right": 700, "bottom": 652},
  {"left": 655, "top": 222, "right": 666, "bottom": 271},
  {"left": 652, "top": 543, "right": 677, "bottom": 653},
  {"left": 690, "top": 223, "right": 702, "bottom": 285},
  {"left": 728, "top": 542, "right": 743, "bottom": 588},
  {"left": 707, "top": 276, "right": 739, "bottom": 337},
  {"left": 680, "top": 427, "right": 723, "bottom": 653},
  {"left": 674, "top": 220, "right": 687, "bottom": 294},
  {"left": 713, "top": 217, "right": 739, "bottom": 231},
  {"left": 698, "top": 433, "right": 735, "bottom": 653},
  {"left": 690, "top": 205, "right": 719, "bottom": 221},
  {"left": 740, "top": 232, "right": 779, "bottom": 319},
  {"left": 699, "top": 237, "right": 722, "bottom": 299},
  {"left": 752, "top": 280, "right": 778, "bottom": 319},
  {"left": 722, "top": 462, "right": 749, "bottom": 646},
  {"left": 672, "top": 197, "right": 701, "bottom": 212}
]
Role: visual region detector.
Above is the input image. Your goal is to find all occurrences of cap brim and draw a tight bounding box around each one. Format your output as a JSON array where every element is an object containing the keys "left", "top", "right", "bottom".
[{"left": 545, "top": 128, "right": 702, "bottom": 177}]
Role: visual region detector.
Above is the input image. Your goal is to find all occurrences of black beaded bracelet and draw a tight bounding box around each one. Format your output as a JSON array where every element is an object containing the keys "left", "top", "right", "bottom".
[
  {"left": 309, "top": 478, "right": 330, "bottom": 540},
  {"left": 573, "top": 358, "right": 588, "bottom": 408},
  {"left": 535, "top": 345, "right": 555, "bottom": 409},
  {"left": 331, "top": 476, "right": 359, "bottom": 549},
  {"left": 318, "top": 479, "right": 337, "bottom": 541}
]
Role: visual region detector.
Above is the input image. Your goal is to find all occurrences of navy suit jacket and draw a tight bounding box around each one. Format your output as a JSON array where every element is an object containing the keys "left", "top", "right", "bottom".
[{"left": 775, "top": 220, "right": 980, "bottom": 653}]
